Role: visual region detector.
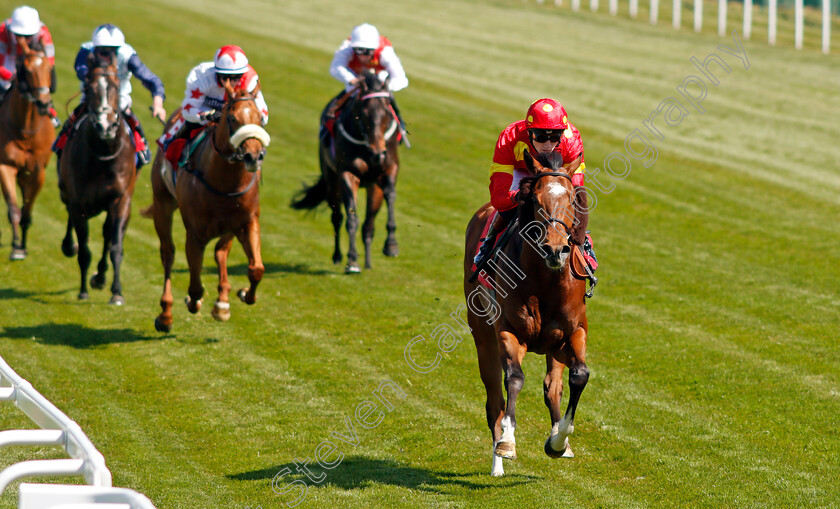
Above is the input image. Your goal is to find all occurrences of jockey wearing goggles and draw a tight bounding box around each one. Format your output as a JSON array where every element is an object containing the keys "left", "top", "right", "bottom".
[
  {"left": 0, "top": 6, "right": 59, "bottom": 124},
  {"left": 474, "top": 98, "right": 598, "bottom": 274},
  {"left": 322, "top": 23, "right": 409, "bottom": 145},
  {"left": 157, "top": 45, "right": 268, "bottom": 160},
  {"left": 54, "top": 24, "right": 166, "bottom": 168}
]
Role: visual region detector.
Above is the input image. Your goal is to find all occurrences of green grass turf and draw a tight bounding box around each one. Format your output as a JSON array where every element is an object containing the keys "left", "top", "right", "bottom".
[{"left": 1, "top": 0, "right": 839, "bottom": 507}]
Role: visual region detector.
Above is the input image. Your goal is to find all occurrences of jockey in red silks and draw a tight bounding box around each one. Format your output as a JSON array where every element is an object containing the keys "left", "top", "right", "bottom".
[
  {"left": 322, "top": 23, "right": 409, "bottom": 144},
  {"left": 474, "top": 98, "right": 598, "bottom": 272},
  {"left": 157, "top": 45, "right": 268, "bottom": 165},
  {"left": 0, "top": 6, "right": 60, "bottom": 126},
  {"left": 53, "top": 24, "right": 166, "bottom": 169}
]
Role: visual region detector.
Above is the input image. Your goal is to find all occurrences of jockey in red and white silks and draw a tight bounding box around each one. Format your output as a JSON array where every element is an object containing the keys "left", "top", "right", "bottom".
[
  {"left": 0, "top": 6, "right": 58, "bottom": 123},
  {"left": 329, "top": 23, "right": 408, "bottom": 93},
  {"left": 159, "top": 45, "right": 268, "bottom": 151}
]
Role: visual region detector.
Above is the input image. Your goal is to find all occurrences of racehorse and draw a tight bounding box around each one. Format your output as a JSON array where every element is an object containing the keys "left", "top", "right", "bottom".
[
  {"left": 463, "top": 150, "right": 590, "bottom": 476},
  {"left": 291, "top": 69, "right": 400, "bottom": 273},
  {"left": 58, "top": 58, "right": 136, "bottom": 304},
  {"left": 147, "top": 80, "right": 270, "bottom": 332},
  {"left": 0, "top": 39, "right": 55, "bottom": 260}
]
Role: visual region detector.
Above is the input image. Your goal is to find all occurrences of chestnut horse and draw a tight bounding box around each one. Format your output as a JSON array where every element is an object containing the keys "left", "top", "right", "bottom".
[
  {"left": 291, "top": 69, "right": 400, "bottom": 273},
  {"left": 0, "top": 39, "right": 55, "bottom": 260},
  {"left": 148, "top": 81, "right": 270, "bottom": 332},
  {"left": 464, "top": 150, "right": 590, "bottom": 476},
  {"left": 58, "top": 60, "right": 136, "bottom": 304}
]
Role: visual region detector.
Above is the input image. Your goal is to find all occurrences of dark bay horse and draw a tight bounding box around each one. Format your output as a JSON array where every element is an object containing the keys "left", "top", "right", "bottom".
[
  {"left": 291, "top": 69, "right": 400, "bottom": 273},
  {"left": 58, "top": 60, "right": 136, "bottom": 304},
  {"left": 0, "top": 39, "right": 55, "bottom": 260},
  {"left": 148, "top": 81, "right": 270, "bottom": 332},
  {"left": 464, "top": 150, "right": 590, "bottom": 476}
]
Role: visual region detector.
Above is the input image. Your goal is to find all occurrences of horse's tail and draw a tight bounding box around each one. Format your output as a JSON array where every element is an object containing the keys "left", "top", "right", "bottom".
[{"left": 290, "top": 176, "right": 327, "bottom": 210}]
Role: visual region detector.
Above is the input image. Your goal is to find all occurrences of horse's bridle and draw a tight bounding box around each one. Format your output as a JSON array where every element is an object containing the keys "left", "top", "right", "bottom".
[
  {"left": 15, "top": 58, "right": 52, "bottom": 115},
  {"left": 528, "top": 171, "right": 575, "bottom": 235},
  {"left": 337, "top": 91, "right": 398, "bottom": 147},
  {"left": 213, "top": 96, "right": 267, "bottom": 163}
]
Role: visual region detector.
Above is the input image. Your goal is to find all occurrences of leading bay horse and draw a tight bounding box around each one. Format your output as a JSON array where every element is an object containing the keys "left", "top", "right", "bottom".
[
  {"left": 148, "top": 81, "right": 270, "bottom": 332},
  {"left": 58, "top": 58, "right": 137, "bottom": 304},
  {"left": 464, "top": 150, "right": 590, "bottom": 476},
  {"left": 291, "top": 69, "right": 400, "bottom": 273},
  {"left": 0, "top": 39, "right": 55, "bottom": 260}
]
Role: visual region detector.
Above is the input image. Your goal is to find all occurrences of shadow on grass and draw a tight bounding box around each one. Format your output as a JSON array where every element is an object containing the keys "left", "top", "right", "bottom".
[
  {"left": 171, "top": 261, "right": 333, "bottom": 277},
  {"left": 0, "top": 286, "right": 76, "bottom": 303},
  {"left": 228, "top": 456, "right": 537, "bottom": 494},
  {"left": 2, "top": 323, "right": 166, "bottom": 348}
]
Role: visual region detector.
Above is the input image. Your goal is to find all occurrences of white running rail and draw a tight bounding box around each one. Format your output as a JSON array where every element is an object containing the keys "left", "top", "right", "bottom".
[{"left": 0, "top": 355, "right": 156, "bottom": 508}]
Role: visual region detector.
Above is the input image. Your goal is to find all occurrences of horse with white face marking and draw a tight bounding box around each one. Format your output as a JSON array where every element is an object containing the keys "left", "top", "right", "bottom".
[
  {"left": 464, "top": 150, "right": 591, "bottom": 476},
  {"left": 58, "top": 59, "right": 136, "bottom": 304},
  {"left": 147, "top": 81, "right": 270, "bottom": 332}
]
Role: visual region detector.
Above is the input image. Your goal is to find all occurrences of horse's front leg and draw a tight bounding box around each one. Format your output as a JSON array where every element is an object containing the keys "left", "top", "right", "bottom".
[
  {"left": 61, "top": 218, "right": 78, "bottom": 257},
  {"left": 184, "top": 232, "right": 207, "bottom": 313},
  {"left": 381, "top": 170, "right": 399, "bottom": 257},
  {"left": 236, "top": 218, "right": 264, "bottom": 306},
  {"left": 71, "top": 213, "right": 92, "bottom": 300},
  {"left": 362, "top": 184, "right": 384, "bottom": 269},
  {"left": 475, "top": 327, "right": 506, "bottom": 476},
  {"left": 106, "top": 196, "right": 132, "bottom": 306},
  {"left": 18, "top": 163, "right": 45, "bottom": 259},
  {"left": 90, "top": 214, "right": 112, "bottom": 291},
  {"left": 0, "top": 164, "right": 24, "bottom": 260},
  {"left": 496, "top": 331, "right": 527, "bottom": 462},
  {"left": 340, "top": 171, "right": 361, "bottom": 274},
  {"left": 212, "top": 234, "right": 235, "bottom": 321},
  {"left": 545, "top": 327, "right": 589, "bottom": 458}
]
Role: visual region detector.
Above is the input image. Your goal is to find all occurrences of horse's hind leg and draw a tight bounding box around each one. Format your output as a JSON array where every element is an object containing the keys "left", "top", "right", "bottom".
[
  {"left": 496, "top": 331, "right": 527, "bottom": 462},
  {"left": 212, "top": 234, "right": 235, "bottom": 321},
  {"left": 17, "top": 166, "right": 45, "bottom": 259},
  {"left": 362, "top": 184, "right": 384, "bottom": 270},
  {"left": 184, "top": 232, "right": 207, "bottom": 314},
  {"left": 0, "top": 164, "right": 24, "bottom": 260},
  {"left": 153, "top": 198, "right": 176, "bottom": 332},
  {"left": 236, "top": 218, "right": 264, "bottom": 306},
  {"left": 90, "top": 215, "right": 112, "bottom": 291},
  {"left": 381, "top": 172, "right": 399, "bottom": 257},
  {"left": 545, "top": 328, "right": 589, "bottom": 458},
  {"left": 328, "top": 180, "right": 343, "bottom": 265}
]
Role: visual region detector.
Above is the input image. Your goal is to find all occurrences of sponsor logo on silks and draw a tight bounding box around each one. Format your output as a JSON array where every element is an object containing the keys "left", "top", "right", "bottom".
[{"left": 204, "top": 96, "right": 225, "bottom": 109}]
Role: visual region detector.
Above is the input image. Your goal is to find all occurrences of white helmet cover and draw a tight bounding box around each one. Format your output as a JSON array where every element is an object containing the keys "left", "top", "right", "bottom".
[
  {"left": 350, "top": 23, "right": 379, "bottom": 50},
  {"left": 91, "top": 24, "right": 125, "bottom": 47},
  {"left": 214, "top": 45, "right": 249, "bottom": 74},
  {"left": 10, "top": 6, "right": 41, "bottom": 36}
]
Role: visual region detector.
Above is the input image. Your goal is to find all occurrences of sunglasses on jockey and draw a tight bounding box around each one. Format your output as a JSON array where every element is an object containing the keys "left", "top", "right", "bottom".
[
  {"left": 353, "top": 47, "right": 375, "bottom": 56},
  {"left": 216, "top": 73, "right": 245, "bottom": 88},
  {"left": 529, "top": 130, "right": 563, "bottom": 144},
  {"left": 94, "top": 46, "right": 118, "bottom": 58}
]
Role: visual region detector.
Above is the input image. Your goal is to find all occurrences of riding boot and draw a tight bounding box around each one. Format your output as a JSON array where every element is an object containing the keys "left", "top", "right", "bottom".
[
  {"left": 167, "top": 121, "right": 202, "bottom": 167},
  {"left": 473, "top": 212, "right": 511, "bottom": 266},
  {"left": 124, "top": 108, "right": 151, "bottom": 167}
]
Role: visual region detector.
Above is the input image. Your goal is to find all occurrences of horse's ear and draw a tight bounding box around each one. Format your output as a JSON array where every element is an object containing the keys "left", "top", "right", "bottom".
[
  {"left": 223, "top": 79, "right": 236, "bottom": 98},
  {"left": 523, "top": 149, "right": 537, "bottom": 172},
  {"left": 251, "top": 79, "right": 261, "bottom": 97},
  {"left": 19, "top": 38, "right": 30, "bottom": 54}
]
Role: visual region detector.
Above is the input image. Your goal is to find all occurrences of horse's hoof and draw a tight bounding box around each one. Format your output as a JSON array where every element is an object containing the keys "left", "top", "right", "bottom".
[
  {"left": 494, "top": 441, "right": 516, "bottom": 459},
  {"left": 236, "top": 288, "right": 255, "bottom": 305},
  {"left": 544, "top": 435, "right": 573, "bottom": 458},
  {"left": 332, "top": 253, "right": 342, "bottom": 265},
  {"left": 78, "top": 291, "right": 89, "bottom": 300},
  {"left": 61, "top": 242, "right": 78, "bottom": 257},
  {"left": 345, "top": 263, "right": 361, "bottom": 274},
  {"left": 90, "top": 273, "right": 106, "bottom": 290},
  {"left": 109, "top": 295, "right": 125, "bottom": 306},
  {"left": 9, "top": 248, "right": 26, "bottom": 261},
  {"left": 154, "top": 316, "right": 172, "bottom": 333},
  {"left": 212, "top": 301, "right": 231, "bottom": 321},
  {"left": 383, "top": 242, "right": 399, "bottom": 257},
  {"left": 184, "top": 296, "right": 203, "bottom": 313}
]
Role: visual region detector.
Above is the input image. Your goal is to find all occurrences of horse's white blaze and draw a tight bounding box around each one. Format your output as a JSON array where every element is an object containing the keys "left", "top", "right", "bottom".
[
  {"left": 229, "top": 124, "right": 271, "bottom": 149},
  {"left": 32, "top": 57, "right": 42, "bottom": 66},
  {"left": 500, "top": 415, "right": 515, "bottom": 444},
  {"left": 96, "top": 76, "right": 111, "bottom": 126},
  {"left": 548, "top": 182, "right": 567, "bottom": 196}
]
